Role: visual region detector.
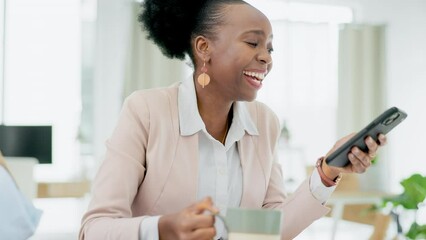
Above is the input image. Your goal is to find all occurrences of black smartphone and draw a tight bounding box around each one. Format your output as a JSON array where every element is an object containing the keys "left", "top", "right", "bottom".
[{"left": 326, "top": 107, "right": 407, "bottom": 167}]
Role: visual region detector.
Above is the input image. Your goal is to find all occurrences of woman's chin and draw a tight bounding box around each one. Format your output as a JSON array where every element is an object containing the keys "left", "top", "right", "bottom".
[{"left": 240, "top": 92, "right": 258, "bottom": 102}]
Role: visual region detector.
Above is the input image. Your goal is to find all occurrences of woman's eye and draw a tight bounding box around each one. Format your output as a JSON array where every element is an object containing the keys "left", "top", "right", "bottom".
[
  {"left": 246, "top": 42, "right": 258, "bottom": 47},
  {"left": 268, "top": 48, "right": 274, "bottom": 54}
]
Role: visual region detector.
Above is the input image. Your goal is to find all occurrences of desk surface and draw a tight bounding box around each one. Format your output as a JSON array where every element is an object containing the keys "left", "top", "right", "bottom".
[
  {"left": 29, "top": 197, "right": 375, "bottom": 240},
  {"left": 326, "top": 191, "right": 395, "bottom": 240}
]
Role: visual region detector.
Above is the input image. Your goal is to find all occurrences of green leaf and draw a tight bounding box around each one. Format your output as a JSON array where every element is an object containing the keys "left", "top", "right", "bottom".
[
  {"left": 383, "top": 174, "right": 426, "bottom": 210},
  {"left": 406, "top": 222, "right": 426, "bottom": 239},
  {"left": 401, "top": 174, "right": 426, "bottom": 209}
]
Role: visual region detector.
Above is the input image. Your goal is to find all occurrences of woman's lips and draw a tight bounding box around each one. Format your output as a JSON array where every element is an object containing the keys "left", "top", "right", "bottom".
[
  {"left": 244, "top": 74, "right": 263, "bottom": 90},
  {"left": 243, "top": 70, "right": 266, "bottom": 90}
]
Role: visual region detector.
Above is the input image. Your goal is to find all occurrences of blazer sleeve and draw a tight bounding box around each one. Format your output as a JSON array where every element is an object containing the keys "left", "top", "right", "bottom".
[
  {"left": 79, "top": 92, "right": 150, "bottom": 240},
  {"left": 259, "top": 105, "right": 330, "bottom": 240},
  {"left": 265, "top": 156, "right": 330, "bottom": 240}
]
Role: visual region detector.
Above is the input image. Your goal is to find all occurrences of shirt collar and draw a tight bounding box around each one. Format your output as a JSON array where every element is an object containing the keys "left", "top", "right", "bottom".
[
  {"left": 178, "top": 76, "right": 205, "bottom": 136},
  {"left": 233, "top": 101, "right": 259, "bottom": 136},
  {"left": 178, "top": 76, "right": 259, "bottom": 137}
]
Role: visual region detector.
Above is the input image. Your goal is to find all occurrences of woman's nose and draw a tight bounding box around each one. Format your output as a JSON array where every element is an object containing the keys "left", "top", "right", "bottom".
[{"left": 258, "top": 49, "right": 272, "bottom": 65}]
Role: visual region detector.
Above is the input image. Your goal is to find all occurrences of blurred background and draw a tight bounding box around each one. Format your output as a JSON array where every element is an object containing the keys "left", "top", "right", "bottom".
[{"left": 0, "top": 0, "right": 425, "bottom": 239}]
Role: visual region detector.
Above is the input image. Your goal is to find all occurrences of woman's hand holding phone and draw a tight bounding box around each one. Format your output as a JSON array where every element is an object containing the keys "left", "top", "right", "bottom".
[
  {"left": 318, "top": 107, "right": 406, "bottom": 181},
  {"left": 320, "top": 133, "right": 387, "bottom": 181}
]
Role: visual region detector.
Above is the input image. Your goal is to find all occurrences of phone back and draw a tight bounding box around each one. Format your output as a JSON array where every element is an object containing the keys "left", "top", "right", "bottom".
[{"left": 326, "top": 107, "right": 407, "bottom": 167}]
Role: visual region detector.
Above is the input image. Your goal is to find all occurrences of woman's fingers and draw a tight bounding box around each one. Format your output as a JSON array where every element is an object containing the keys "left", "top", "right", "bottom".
[
  {"left": 186, "top": 198, "right": 217, "bottom": 239},
  {"left": 191, "top": 197, "right": 218, "bottom": 215},
  {"left": 190, "top": 226, "right": 217, "bottom": 240},
  {"left": 348, "top": 151, "right": 369, "bottom": 173},
  {"left": 158, "top": 197, "right": 218, "bottom": 240},
  {"left": 365, "top": 136, "right": 379, "bottom": 158},
  {"left": 346, "top": 134, "right": 387, "bottom": 174},
  {"left": 189, "top": 214, "right": 215, "bottom": 230},
  {"left": 335, "top": 133, "right": 388, "bottom": 174},
  {"left": 378, "top": 133, "right": 387, "bottom": 146}
]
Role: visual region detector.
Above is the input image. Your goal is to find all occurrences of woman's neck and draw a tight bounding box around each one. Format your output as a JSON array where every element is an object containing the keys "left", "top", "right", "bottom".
[{"left": 195, "top": 81, "right": 233, "bottom": 144}]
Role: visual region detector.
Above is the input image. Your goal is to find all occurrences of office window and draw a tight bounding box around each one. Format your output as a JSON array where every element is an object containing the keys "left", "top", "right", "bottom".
[
  {"left": 1, "top": 0, "right": 4, "bottom": 108},
  {"left": 1, "top": 0, "right": 81, "bottom": 181},
  {"left": 247, "top": 1, "right": 353, "bottom": 187}
]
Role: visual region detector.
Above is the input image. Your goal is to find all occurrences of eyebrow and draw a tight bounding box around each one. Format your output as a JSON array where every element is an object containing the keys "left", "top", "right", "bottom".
[{"left": 243, "top": 30, "right": 273, "bottom": 39}]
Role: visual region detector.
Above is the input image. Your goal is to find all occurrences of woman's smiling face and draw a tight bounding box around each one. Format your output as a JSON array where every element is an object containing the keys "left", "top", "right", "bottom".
[{"left": 207, "top": 3, "right": 274, "bottom": 102}]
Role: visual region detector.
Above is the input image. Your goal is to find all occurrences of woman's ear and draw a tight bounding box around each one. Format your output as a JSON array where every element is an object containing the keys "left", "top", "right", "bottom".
[{"left": 193, "top": 35, "right": 211, "bottom": 62}]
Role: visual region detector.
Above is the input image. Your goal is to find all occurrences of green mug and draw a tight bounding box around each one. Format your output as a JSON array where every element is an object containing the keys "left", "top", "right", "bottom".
[{"left": 217, "top": 207, "right": 282, "bottom": 240}]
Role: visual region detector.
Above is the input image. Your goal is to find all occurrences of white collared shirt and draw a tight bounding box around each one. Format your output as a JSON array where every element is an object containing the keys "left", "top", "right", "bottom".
[
  {"left": 139, "top": 77, "right": 335, "bottom": 240},
  {"left": 178, "top": 76, "right": 260, "bottom": 238}
]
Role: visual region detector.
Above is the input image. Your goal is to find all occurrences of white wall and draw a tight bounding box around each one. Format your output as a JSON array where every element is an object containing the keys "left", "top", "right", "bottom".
[
  {"left": 91, "top": 1, "right": 189, "bottom": 177},
  {"left": 92, "top": 0, "right": 136, "bottom": 174},
  {"left": 357, "top": 0, "right": 426, "bottom": 191},
  {"left": 292, "top": 0, "right": 426, "bottom": 191}
]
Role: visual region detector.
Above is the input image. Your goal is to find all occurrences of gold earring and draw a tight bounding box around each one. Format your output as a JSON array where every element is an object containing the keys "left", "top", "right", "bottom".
[{"left": 197, "top": 60, "right": 210, "bottom": 88}]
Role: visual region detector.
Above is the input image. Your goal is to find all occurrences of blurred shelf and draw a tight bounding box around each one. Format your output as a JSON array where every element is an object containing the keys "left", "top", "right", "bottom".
[{"left": 37, "top": 181, "right": 91, "bottom": 198}]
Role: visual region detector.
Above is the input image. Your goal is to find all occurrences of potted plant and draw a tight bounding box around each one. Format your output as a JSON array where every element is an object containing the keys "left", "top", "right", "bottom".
[{"left": 374, "top": 174, "right": 426, "bottom": 239}]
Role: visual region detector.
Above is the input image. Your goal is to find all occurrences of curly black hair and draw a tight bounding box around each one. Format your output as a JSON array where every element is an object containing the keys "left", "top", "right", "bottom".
[{"left": 138, "top": 0, "right": 247, "bottom": 62}]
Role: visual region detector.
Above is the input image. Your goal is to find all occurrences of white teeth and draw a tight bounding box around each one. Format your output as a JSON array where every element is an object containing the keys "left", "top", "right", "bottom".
[{"left": 243, "top": 71, "right": 266, "bottom": 80}]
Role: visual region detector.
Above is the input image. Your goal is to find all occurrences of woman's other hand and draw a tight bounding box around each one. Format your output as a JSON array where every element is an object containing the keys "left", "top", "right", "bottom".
[
  {"left": 321, "top": 133, "right": 387, "bottom": 179},
  {"left": 158, "top": 197, "right": 217, "bottom": 240}
]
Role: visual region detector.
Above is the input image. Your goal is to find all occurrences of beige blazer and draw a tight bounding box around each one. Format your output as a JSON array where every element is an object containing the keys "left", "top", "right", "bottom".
[{"left": 80, "top": 83, "right": 329, "bottom": 240}]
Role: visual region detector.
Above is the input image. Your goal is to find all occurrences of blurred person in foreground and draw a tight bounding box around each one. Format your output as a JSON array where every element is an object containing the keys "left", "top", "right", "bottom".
[{"left": 0, "top": 152, "right": 42, "bottom": 239}]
